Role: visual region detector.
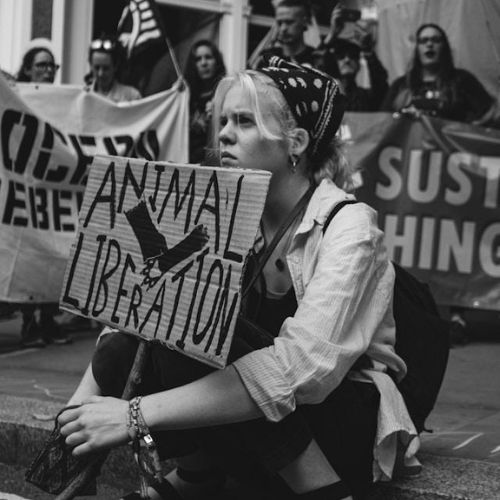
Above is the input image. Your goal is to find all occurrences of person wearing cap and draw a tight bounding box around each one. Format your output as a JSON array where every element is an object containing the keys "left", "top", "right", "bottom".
[
  {"left": 318, "top": 4, "right": 389, "bottom": 111},
  {"left": 58, "top": 57, "right": 416, "bottom": 500},
  {"left": 85, "top": 35, "right": 141, "bottom": 103}
]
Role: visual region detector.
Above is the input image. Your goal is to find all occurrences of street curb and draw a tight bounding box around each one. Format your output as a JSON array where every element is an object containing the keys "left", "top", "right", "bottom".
[
  {"left": 0, "top": 394, "right": 144, "bottom": 493},
  {"left": 2, "top": 395, "right": 500, "bottom": 499}
]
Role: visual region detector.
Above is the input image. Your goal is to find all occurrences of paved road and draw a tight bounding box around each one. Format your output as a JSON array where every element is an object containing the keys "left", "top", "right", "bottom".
[
  {"left": 1, "top": 310, "right": 500, "bottom": 464},
  {"left": 0, "top": 462, "right": 122, "bottom": 500}
]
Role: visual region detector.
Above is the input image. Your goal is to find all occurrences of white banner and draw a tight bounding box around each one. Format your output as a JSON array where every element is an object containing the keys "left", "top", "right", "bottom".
[{"left": 0, "top": 76, "right": 189, "bottom": 302}]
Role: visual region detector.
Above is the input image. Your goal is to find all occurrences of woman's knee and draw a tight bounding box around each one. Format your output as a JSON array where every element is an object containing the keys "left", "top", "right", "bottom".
[{"left": 92, "top": 332, "right": 139, "bottom": 395}]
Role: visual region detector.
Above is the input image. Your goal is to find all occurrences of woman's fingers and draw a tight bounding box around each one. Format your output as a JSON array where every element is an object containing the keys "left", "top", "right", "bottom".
[
  {"left": 71, "top": 441, "right": 95, "bottom": 457},
  {"left": 56, "top": 397, "right": 130, "bottom": 456},
  {"left": 57, "top": 406, "right": 81, "bottom": 426},
  {"left": 59, "top": 417, "right": 83, "bottom": 437},
  {"left": 64, "top": 429, "right": 87, "bottom": 448}
]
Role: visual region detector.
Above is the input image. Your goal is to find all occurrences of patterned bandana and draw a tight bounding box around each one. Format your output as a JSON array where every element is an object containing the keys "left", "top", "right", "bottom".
[{"left": 257, "top": 55, "right": 345, "bottom": 160}]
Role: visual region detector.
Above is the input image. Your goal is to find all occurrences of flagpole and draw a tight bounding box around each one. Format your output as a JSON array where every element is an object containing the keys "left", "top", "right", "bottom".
[{"left": 164, "top": 36, "right": 183, "bottom": 83}]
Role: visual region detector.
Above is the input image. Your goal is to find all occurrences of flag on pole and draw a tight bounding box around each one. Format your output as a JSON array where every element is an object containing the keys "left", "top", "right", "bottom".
[{"left": 117, "top": 0, "right": 170, "bottom": 94}]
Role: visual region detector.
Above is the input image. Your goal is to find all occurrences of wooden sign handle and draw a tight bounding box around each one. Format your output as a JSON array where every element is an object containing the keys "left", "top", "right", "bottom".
[{"left": 55, "top": 340, "right": 150, "bottom": 500}]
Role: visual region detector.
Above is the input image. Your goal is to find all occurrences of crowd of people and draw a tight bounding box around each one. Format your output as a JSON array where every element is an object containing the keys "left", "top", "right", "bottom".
[{"left": 2, "top": 1, "right": 499, "bottom": 498}]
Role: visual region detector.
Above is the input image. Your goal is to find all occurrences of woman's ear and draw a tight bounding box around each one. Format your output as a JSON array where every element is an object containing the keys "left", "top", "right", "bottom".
[{"left": 289, "top": 128, "right": 310, "bottom": 157}]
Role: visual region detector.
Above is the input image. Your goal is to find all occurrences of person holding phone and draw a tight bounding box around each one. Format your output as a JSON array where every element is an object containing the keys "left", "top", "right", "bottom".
[{"left": 317, "top": 4, "right": 389, "bottom": 111}]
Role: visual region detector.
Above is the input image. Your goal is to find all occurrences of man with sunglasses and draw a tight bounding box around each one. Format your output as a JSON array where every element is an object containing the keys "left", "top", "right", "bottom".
[{"left": 85, "top": 37, "right": 141, "bottom": 103}]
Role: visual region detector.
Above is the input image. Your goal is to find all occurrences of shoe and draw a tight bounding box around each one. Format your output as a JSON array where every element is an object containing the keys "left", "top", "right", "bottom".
[
  {"left": 40, "top": 318, "right": 72, "bottom": 345},
  {"left": 0, "top": 302, "right": 16, "bottom": 320},
  {"left": 293, "top": 481, "right": 352, "bottom": 499},
  {"left": 121, "top": 468, "right": 226, "bottom": 500},
  {"left": 20, "top": 318, "right": 45, "bottom": 348},
  {"left": 122, "top": 480, "right": 183, "bottom": 499},
  {"left": 449, "top": 314, "right": 468, "bottom": 346},
  {"left": 63, "top": 315, "right": 97, "bottom": 332}
]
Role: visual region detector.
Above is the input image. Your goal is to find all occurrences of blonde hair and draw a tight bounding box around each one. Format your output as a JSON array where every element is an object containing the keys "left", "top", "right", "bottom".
[{"left": 210, "top": 71, "right": 356, "bottom": 191}]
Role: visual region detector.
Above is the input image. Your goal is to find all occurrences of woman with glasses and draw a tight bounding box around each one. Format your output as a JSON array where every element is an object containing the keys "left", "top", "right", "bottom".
[
  {"left": 17, "top": 42, "right": 59, "bottom": 84},
  {"left": 381, "top": 23, "right": 497, "bottom": 345},
  {"left": 15, "top": 40, "right": 71, "bottom": 347},
  {"left": 85, "top": 36, "right": 141, "bottom": 103},
  {"left": 381, "top": 23, "right": 495, "bottom": 123}
]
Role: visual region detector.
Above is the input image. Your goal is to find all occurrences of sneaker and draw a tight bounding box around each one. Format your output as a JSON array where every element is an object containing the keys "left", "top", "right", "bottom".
[
  {"left": 449, "top": 314, "right": 468, "bottom": 346},
  {"left": 40, "top": 318, "right": 72, "bottom": 345},
  {"left": 62, "top": 315, "right": 96, "bottom": 332},
  {"left": 20, "top": 318, "right": 45, "bottom": 348}
]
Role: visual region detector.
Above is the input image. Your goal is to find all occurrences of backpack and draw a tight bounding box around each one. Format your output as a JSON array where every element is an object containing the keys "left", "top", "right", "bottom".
[{"left": 324, "top": 200, "right": 450, "bottom": 433}]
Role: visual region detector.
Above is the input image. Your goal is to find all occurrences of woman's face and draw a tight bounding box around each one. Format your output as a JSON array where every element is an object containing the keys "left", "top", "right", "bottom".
[
  {"left": 417, "top": 27, "right": 444, "bottom": 68},
  {"left": 27, "top": 50, "right": 57, "bottom": 83},
  {"left": 194, "top": 45, "right": 217, "bottom": 81},
  {"left": 218, "top": 83, "right": 289, "bottom": 174},
  {"left": 90, "top": 51, "right": 116, "bottom": 91}
]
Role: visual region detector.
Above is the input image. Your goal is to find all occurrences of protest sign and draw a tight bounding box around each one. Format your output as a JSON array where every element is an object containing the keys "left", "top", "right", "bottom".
[
  {"left": 60, "top": 155, "right": 271, "bottom": 368},
  {"left": 0, "top": 74, "right": 188, "bottom": 302},
  {"left": 344, "top": 112, "right": 500, "bottom": 310}
]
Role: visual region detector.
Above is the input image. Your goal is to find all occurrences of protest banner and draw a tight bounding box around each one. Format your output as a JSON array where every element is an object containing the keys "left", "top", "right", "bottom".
[
  {"left": 60, "top": 155, "right": 271, "bottom": 367},
  {"left": 344, "top": 112, "right": 500, "bottom": 311},
  {"left": 0, "top": 74, "right": 188, "bottom": 302}
]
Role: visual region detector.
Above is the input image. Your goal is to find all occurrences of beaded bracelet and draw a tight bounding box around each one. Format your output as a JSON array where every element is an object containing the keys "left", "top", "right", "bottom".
[
  {"left": 128, "top": 396, "right": 150, "bottom": 440},
  {"left": 127, "top": 396, "right": 163, "bottom": 487}
]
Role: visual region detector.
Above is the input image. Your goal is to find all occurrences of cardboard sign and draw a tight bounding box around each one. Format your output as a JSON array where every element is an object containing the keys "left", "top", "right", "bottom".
[{"left": 61, "top": 155, "right": 271, "bottom": 367}]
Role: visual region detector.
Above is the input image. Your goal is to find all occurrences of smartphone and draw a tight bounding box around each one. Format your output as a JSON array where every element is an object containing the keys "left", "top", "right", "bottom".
[{"left": 342, "top": 8, "right": 361, "bottom": 22}]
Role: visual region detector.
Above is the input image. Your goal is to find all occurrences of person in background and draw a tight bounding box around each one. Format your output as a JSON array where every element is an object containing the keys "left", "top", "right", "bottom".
[
  {"left": 58, "top": 57, "right": 416, "bottom": 500},
  {"left": 184, "top": 39, "right": 226, "bottom": 164},
  {"left": 254, "top": 0, "right": 317, "bottom": 69},
  {"left": 15, "top": 40, "right": 70, "bottom": 347},
  {"left": 381, "top": 23, "right": 495, "bottom": 123},
  {"left": 85, "top": 36, "right": 141, "bottom": 103},
  {"left": 319, "top": 4, "right": 388, "bottom": 111},
  {"left": 382, "top": 23, "right": 497, "bottom": 343},
  {"left": 17, "top": 41, "right": 60, "bottom": 84}
]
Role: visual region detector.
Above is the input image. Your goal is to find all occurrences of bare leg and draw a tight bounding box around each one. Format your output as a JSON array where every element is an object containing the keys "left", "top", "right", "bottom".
[
  {"left": 278, "top": 439, "right": 353, "bottom": 499},
  {"left": 149, "top": 440, "right": 353, "bottom": 499}
]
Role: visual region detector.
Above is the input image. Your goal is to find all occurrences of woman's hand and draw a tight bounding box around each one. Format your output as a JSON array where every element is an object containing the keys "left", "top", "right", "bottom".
[{"left": 58, "top": 396, "right": 130, "bottom": 457}]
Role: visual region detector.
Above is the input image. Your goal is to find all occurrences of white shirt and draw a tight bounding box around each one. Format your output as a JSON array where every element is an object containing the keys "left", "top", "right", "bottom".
[
  {"left": 86, "top": 80, "right": 142, "bottom": 103},
  {"left": 233, "top": 178, "right": 417, "bottom": 481}
]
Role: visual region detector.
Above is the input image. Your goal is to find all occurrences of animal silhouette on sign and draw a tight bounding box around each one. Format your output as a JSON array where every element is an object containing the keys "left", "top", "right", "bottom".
[{"left": 125, "top": 200, "right": 209, "bottom": 288}]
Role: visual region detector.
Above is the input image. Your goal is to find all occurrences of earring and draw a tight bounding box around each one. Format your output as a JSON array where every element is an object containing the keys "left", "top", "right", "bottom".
[{"left": 289, "top": 154, "right": 299, "bottom": 173}]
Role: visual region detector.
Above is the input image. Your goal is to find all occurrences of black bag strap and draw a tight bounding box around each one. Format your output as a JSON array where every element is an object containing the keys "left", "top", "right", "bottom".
[
  {"left": 322, "top": 199, "right": 359, "bottom": 234},
  {"left": 242, "top": 185, "right": 315, "bottom": 298}
]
